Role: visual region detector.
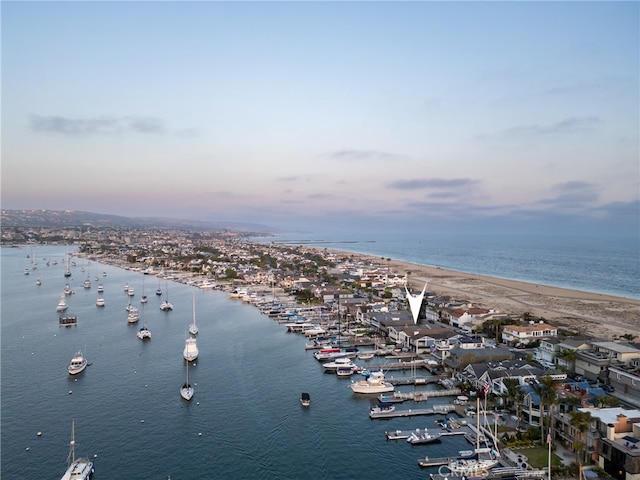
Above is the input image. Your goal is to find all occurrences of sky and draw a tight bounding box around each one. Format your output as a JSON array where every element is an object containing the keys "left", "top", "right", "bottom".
[{"left": 2, "top": 1, "right": 639, "bottom": 235}]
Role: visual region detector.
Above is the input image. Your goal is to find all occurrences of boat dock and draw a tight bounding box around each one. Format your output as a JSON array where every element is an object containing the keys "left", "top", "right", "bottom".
[
  {"left": 370, "top": 404, "right": 456, "bottom": 419},
  {"left": 379, "top": 388, "right": 462, "bottom": 401},
  {"left": 386, "top": 427, "right": 469, "bottom": 440},
  {"left": 386, "top": 375, "right": 442, "bottom": 385}
]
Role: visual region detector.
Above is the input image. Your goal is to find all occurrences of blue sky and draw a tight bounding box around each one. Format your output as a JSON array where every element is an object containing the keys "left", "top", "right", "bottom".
[{"left": 2, "top": 1, "right": 638, "bottom": 234}]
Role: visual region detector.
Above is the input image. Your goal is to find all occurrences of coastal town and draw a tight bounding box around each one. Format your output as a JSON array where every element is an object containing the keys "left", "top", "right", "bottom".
[{"left": 3, "top": 217, "right": 640, "bottom": 480}]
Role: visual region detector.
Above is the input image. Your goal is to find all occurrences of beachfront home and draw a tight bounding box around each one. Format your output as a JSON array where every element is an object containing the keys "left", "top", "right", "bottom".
[
  {"left": 502, "top": 321, "right": 558, "bottom": 346},
  {"left": 608, "top": 363, "right": 640, "bottom": 399}
]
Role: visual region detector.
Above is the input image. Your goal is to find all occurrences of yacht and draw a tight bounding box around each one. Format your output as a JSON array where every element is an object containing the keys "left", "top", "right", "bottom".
[
  {"left": 183, "top": 337, "right": 198, "bottom": 362},
  {"left": 57, "top": 296, "right": 69, "bottom": 312},
  {"left": 322, "top": 357, "right": 357, "bottom": 373},
  {"left": 127, "top": 306, "right": 139, "bottom": 324},
  {"left": 68, "top": 351, "right": 87, "bottom": 375},
  {"left": 313, "top": 347, "right": 359, "bottom": 362},
  {"left": 60, "top": 420, "right": 94, "bottom": 480},
  {"left": 350, "top": 370, "right": 394, "bottom": 394}
]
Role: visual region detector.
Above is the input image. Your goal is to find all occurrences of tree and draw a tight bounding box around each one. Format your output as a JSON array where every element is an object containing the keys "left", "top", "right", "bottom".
[
  {"left": 502, "top": 377, "right": 524, "bottom": 420},
  {"left": 557, "top": 349, "right": 577, "bottom": 372},
  {"left": 534, "top": 375, "right": 558, "bottom": 441},
  {"left": 569, "top": 410, "right": 593, "bottom": 473}
]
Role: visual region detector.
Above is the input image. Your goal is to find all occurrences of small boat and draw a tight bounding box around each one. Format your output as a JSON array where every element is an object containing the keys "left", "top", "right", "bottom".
[
  {"left": 180, "top": 361, "right": 194, "bottom": 401},
  {"left": 369, "top": 402, "right": 395, "bottom": 415},
  {"left": 64, "top": 284, "right": 73, "bottom": 295},
  {"left": 68, "top": 351, "right": 87, "bottom": 375},
  {"left": 160, "top": 300, "right": 174, "bottom": 311},
  {"left": 300, "top": 392, "right": 310, "bottom": 407},
  {"left": 127, "top": 287, "right": 135, "bottom": 297},
  {"left": 60, "top": 420, "right": 94, "bottom": 480},
  {"left": 23, "top": 268, "right": 30, "bottom": 275},
  {"left": 35, "top": 277, "right": 42, "bottom": 286},
  {"left": 96, "top": 298, "right": 105, "bottom": 307},
  {"left": 406, "top": 430, "right": 442, "bottom": 444},
  {"left": 155, "top": 288, "right": 162, "bottom": 296},
  {"left": 322, "top": 357, "right": 357, "bottom": 373},
  {"left": 358, "top": 352, "right": 374, "bottom": 360},
  {"left": 140, "top": 295, "right": 148, "bottom": 304},
  {"left": 83, "top": 278, "right": 91, "bottom": 289},
  {"left": 102, "top": 271, "right": 107, "bottom": 276},
  {"left": 97, "top": 284, "right": 104, "bottom": 293},
  {"left": 123, "top": 283, "right": 129, "bottom": 292}
]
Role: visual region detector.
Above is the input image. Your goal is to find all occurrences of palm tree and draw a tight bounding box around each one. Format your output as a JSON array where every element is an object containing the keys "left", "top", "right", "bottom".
[
  {"left": 534, "top": 375, "right": 558, "bottom": 441},
  {"left": 569, "top": 410, "right": 593, "bottom": 475},
  {"left": 503, "top": 377, "right": 524, "bottom": 421},
  {"left": 557, "top": 349, "right": 577, "bottom": 372}
]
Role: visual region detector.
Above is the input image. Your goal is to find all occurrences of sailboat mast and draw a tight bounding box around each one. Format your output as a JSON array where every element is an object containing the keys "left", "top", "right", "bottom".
[
  {"left": 70, "top": 419, "right": 76, "bottom": 464},
  {"left": 476, "top": 396, "right": 480, "bottom": 451}
]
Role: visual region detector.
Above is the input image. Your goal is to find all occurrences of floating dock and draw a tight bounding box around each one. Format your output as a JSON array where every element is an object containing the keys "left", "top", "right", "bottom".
[
  {"left": 386, "top": 427, "right": 469, "bottom": 440},
  {"left": 428, "top": 466, "right": 548, "bottom": 479},
  {"left": 378, "top": 388, "right": 462, "bottom": 402},
  {"left": 370, "top": 404, "right": 456, "bottom": 419}
]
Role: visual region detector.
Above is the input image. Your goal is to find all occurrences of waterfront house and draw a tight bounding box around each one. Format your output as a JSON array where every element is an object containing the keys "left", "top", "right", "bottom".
[
  {"left": 573, "top": 340, "right": 640, "bottom": 384},
  {"left": 502, "top": 321, "right": 558, "bottom": 346},
  {"left": 443, "top": 346, "right": 514, "bottom": 371}
]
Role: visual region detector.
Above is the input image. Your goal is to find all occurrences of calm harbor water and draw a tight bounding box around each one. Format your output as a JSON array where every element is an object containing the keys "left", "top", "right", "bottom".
[
  {"left": 264, "top": 232, "right": 640, "bottom": 300},
  {"left": 1, "top": 245, "right": 469, "bottom": 479}
]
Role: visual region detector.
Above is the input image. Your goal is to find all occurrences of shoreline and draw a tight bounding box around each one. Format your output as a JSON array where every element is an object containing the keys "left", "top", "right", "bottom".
[{"left": 311, "top": 246, "right": 640, "bottom": 340}]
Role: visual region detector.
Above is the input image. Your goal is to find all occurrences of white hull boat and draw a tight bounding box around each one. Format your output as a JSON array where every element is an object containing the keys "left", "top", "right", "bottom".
[
  {"left": 350, "top": 370, "right": 394, "bottom": 394},
  {"left": 60, "top": 420, "right": 94, "bottom": 480},
  {"left": 68, "top": 351, "right": 87, "bottom": 375},
  {"left": 183, "top": 337, "right": 198, "bottom": 362}
]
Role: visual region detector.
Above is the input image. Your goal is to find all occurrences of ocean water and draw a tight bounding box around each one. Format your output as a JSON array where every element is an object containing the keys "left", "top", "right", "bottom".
[
  {"left": 262, "top": 232, "right": 639, "bottom": 300},
  {"left": 1, "top": 245, "right": 469, "bottom": 479}
]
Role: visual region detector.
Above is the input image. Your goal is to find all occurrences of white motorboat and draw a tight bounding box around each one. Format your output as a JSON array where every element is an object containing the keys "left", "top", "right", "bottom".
[
  {"left": 60, "top": 420, "right": 94, "bottom": 480},
  {"left": 300, "top": 392, "right": 310, "bottom": 407},
  {"left": 358, "top": 352, "right": 374, "bottom": 360},
  {"left": 180, "top": 361, "right": 194, "bottom": 401},
  {"left": 68, "top": 351, "right": 87, "bottom": 375},
  {"left": 35, "top": 277, "right": 41, "bottom": 286},
  {"left": 350, "top": 370, "right": 394, "bottom": 394},
  {"left": 95, "top": 298, "right": 105, "bottom": 307},
  {"left": 83, "top": 278, "right": 91, "bottom": 289},
  {"left": 183, "top": 337, "right": 198, "bottom": 362},
  {"left": 24, "top": 268, "right": 30, "bottom": 275},
  {"left": 57, "top": 295, "right": 69, "bottom": 312},
  {"left": 322, "top": 357, "right": 357, "bottom": 373},
  {"left": 127, "top": 287, "right": 135, "bottom": 297},
  {"left": 369, "top": 402, "right": 395, "bottom": 415},
  {"left": 97, "top": 284, "right": 104, "bottom": 293},
  {"left": 127, "top": 306, "right": 139, "bottom": 324},
  {"left": 313, "top": 347, "right": 359, "bottom": 361},
  {"left": 406, "top": 430, "right": 442, "bottom": 444},
  {"left": 64, "top": 284, "right": 73, "bottom": 295}
]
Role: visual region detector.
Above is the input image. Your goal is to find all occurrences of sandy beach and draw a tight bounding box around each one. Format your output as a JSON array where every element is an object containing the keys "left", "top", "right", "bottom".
[{"left": 323, "top": 248, "right": 640, "bottom": 340}]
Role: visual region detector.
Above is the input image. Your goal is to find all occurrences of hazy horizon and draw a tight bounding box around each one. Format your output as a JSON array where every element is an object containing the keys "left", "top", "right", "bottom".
[{"left": 2, "top": 1, "right": 638, "bottom": 236}]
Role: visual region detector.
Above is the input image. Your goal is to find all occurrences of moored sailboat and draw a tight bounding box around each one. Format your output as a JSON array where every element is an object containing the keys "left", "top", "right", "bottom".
[
  {"left": 60, "top": 420, "right": 94, "bottom": 480},
  {"left": 188, "top": 294, "right": 198, "bottom": 335},
  {"left": 136, "top": 303, "right": 151, "bottom": 340},
  {"left": 180, "top": 360, "right": 194, "bottom": 401}
]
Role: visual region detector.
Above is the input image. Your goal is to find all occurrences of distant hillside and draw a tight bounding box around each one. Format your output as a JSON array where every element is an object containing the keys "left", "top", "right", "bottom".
[{"left": 0, "top": 209, "right": 275, "bottom": 234}]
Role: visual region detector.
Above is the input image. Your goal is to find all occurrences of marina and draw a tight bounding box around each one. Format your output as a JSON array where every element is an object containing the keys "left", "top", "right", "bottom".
[{"left": 0, "top": 245, "right": 545, "bottom": 478}]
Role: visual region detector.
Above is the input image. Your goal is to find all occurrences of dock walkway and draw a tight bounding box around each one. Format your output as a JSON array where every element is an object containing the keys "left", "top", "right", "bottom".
[{"left": 370, "top": 404, "right": 456, "bottom": 419}]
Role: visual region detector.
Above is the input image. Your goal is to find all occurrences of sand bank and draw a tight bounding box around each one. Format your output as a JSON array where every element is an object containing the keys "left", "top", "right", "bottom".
[{"left": 320, "top": 247, "right": 640, "bottom": 340}]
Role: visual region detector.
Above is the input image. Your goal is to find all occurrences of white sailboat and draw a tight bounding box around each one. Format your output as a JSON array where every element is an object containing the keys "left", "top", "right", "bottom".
[
  {"left": 60, "top": 420, "right": 94, "bottom": 480},
  {"left": 180, "top": 360, "right": 194, "bottom": 401},
  {"left": 137, "top": 303, "right": 151, "bottom": 340},
  {"left": 188, "top": 294, "right": 198, "bottom": 335},
  {"left": 64, "top": 251, "right": 72, "bottom": 278},
  {"left": 160, "top": 282, "right": 173, "bottom": 311}
]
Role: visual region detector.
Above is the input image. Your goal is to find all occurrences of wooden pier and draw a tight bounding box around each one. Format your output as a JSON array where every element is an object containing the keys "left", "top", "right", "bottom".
[{"left": 370, "top": 404, "right": 456, "bottom": 419}]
